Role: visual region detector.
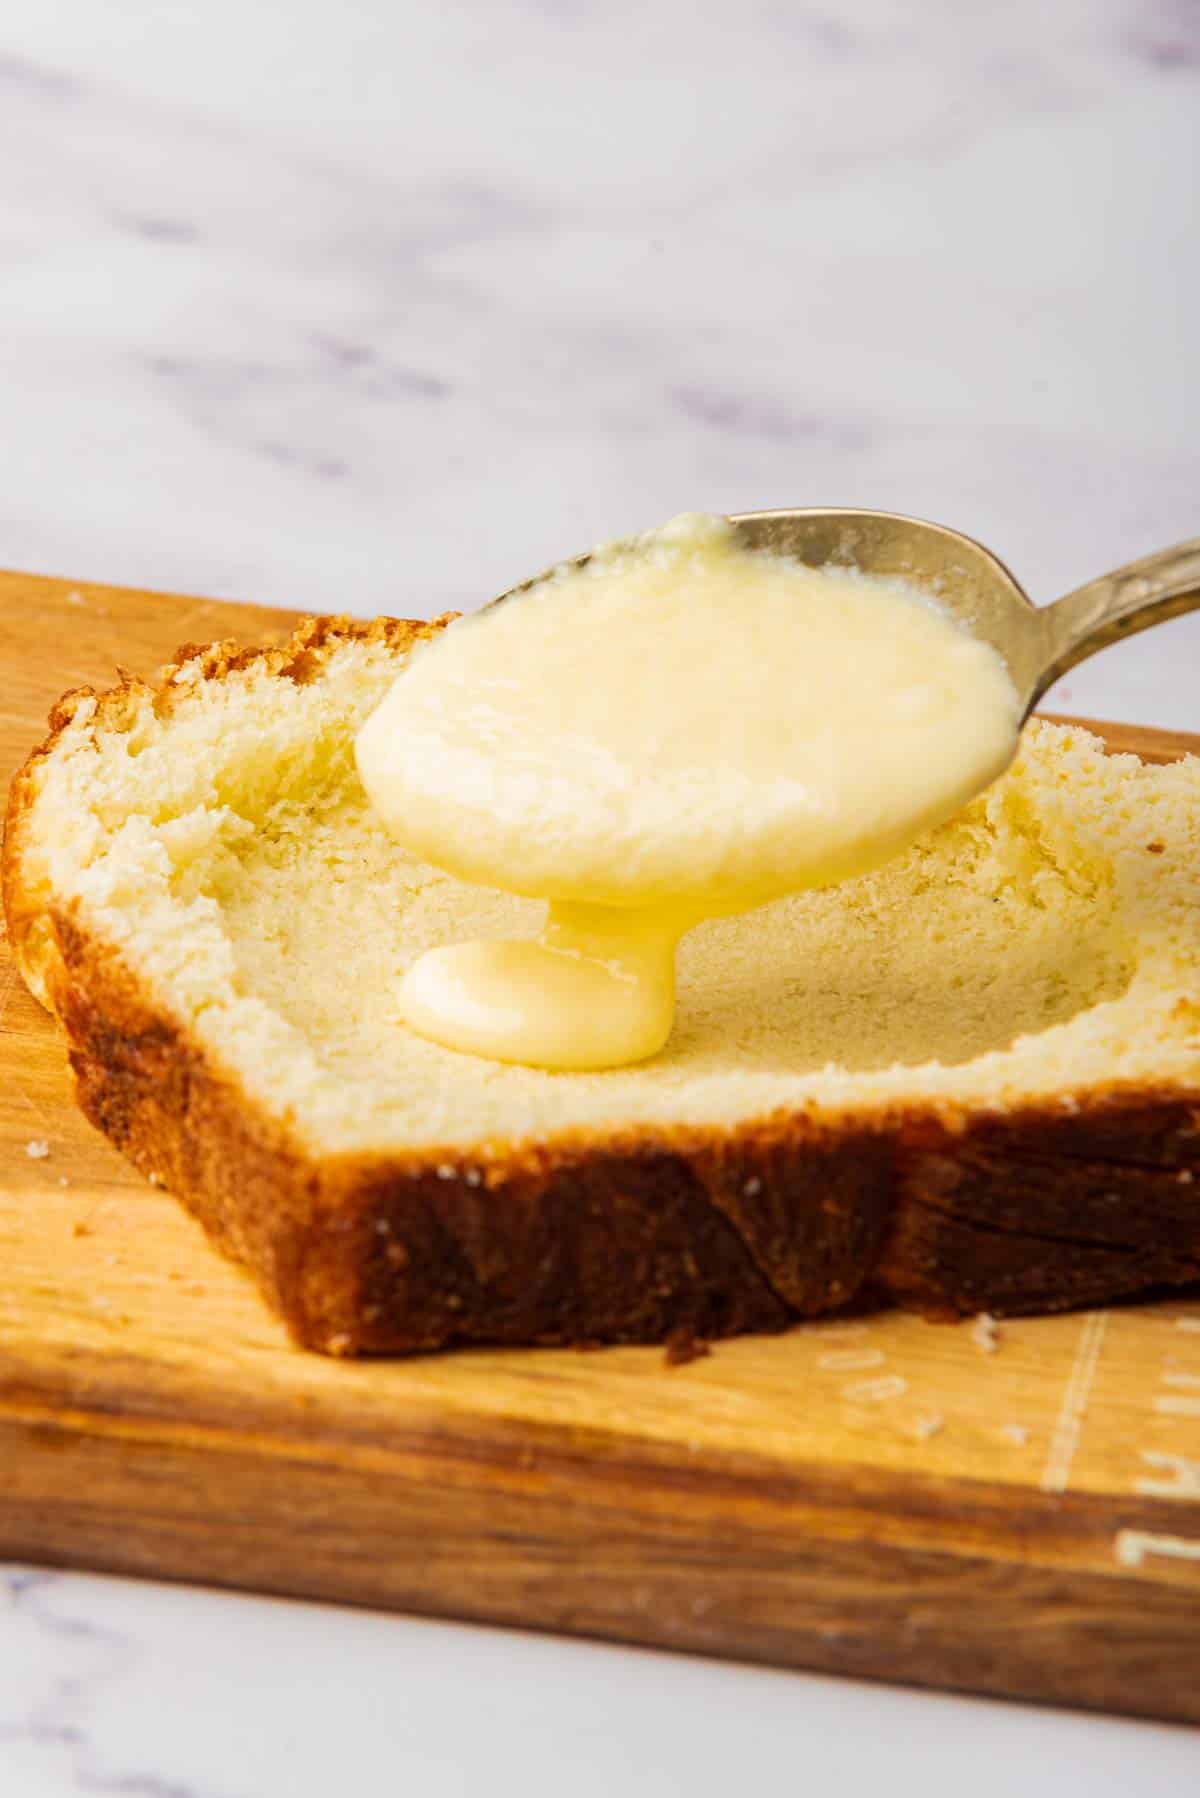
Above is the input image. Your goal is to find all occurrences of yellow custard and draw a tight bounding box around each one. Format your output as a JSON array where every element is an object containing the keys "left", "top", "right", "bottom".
[{"left": 355, "top": 514, "right": 1021, "bottom": 1070}]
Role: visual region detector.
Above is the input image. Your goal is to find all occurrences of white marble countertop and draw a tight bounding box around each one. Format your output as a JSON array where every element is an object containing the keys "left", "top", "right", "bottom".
[{"left": 2, "top": 2, "right": 1198, "bottom": 1791}]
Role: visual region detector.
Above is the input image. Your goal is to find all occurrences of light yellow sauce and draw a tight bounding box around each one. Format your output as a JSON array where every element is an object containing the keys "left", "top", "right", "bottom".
[{"left": 356, "top": 514, "right": 1021, "bottom": 1070}]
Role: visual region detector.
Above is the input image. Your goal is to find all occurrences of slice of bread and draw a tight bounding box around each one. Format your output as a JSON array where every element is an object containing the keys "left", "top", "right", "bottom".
[{"left": 5, "top": 615, "right": 1200, "bottom": 1356}]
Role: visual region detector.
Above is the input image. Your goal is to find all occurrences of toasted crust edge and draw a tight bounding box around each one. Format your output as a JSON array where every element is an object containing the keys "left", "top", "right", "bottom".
[{"left": 4, "top": 616, "right": 1199, "bottom": 1355}]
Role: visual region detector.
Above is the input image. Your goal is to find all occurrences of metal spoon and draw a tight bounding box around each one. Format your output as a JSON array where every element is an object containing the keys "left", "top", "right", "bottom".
[{"left": 498, "top": 509, "right": 1200, "bottom": 724}]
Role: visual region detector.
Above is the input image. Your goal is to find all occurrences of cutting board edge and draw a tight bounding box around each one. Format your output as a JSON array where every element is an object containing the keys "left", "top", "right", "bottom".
[{"left": 4, "top": 1405, "right": 1200, "bottom": 1726}]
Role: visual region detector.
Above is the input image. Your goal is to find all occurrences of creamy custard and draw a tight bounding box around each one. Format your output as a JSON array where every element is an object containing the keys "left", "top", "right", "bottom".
[{"left": 356, "top": 514, "right": 1021, "bottom": 1069}]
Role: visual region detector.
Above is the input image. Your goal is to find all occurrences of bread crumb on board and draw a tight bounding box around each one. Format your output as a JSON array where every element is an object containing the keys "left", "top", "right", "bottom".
[
  {"left": 912, "top": 1412, "right": 945, "bottom": 1441},
  {"left": 970, "top": 1311, "right": 1000, "bottom": 1354},
  {"left": 24, "top": 1139, "right": 50, "bottom": 1160},
  {"left": 999, "top": 1423, "right": 1030, "bottom": 1446},
  {"left": 665, "top": 1329, "right": 712, "bottom": 1367}
]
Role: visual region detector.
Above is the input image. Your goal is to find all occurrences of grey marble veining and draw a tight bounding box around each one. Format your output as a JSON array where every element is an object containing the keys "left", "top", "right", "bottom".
[
  {"left": 2, "top": 5, "right": 1199, "bottom": 1793},
  {"left": 0, "top": 1569, "right": 211, "bottom": 1796}
]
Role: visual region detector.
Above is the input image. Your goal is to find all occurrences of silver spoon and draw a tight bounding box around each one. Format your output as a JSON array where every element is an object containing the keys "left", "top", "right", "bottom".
[{"left": 497, "top": 509, "right": 1200, "bottom": 726}]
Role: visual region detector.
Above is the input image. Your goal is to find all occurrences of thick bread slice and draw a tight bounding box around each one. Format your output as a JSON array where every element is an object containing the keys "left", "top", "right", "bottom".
[{"left": 4, "top": 614, "right": 1200, "bottom": 1356}]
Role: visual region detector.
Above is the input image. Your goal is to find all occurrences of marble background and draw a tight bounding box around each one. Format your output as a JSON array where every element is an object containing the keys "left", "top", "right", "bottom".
[
  {"left": 2, "top": 2, "right": 1198, "bottom": 1793},
  {"left": 2, "top": 0, "right": 1198, "bottom": 716}
]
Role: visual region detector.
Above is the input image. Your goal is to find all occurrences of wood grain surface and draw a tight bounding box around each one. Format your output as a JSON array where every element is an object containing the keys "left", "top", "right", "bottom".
[{"left": 2, "top": 569, "right": 1199, "bottom": 1724}]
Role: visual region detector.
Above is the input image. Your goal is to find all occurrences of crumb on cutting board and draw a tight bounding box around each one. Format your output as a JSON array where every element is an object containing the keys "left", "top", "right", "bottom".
[
  {"left": 665, "top": 1329, "right": 712, "bottom": 1367},
  {"left": 25, "top": 1139, "right": 50, "bottom": 1160},
  {"left": 970, "top": 1312, "right": 1000, "bottom": 1354}
]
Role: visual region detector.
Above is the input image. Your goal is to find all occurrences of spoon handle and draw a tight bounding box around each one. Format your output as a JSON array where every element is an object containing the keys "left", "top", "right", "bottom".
[{"left": 1036, "top": 537, "right": 1200, "bottom": 702}]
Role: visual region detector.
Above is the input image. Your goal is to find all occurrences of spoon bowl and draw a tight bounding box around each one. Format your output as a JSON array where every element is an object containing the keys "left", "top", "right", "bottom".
[
  {"left": 496, "top": 508, "right": 1200, "bottom": 723},
  {"left": 729, "top": 508, "right": 1046, "bottom": 708}
]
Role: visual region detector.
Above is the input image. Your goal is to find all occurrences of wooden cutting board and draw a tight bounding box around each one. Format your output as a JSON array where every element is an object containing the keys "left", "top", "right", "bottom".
[{"left": 3, "top": 570, "right": 1199, "bottom": 1725}]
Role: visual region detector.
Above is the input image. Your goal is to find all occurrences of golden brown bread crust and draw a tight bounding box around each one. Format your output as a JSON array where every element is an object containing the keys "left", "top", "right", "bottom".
[{"left": 5, "top": 616, "right": 1200, "bottom": 1355}]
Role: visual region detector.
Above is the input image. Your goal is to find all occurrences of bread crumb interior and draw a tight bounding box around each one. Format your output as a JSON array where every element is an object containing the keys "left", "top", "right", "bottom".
[{"left": 24, "top": 634, "right": 1200, "bottom": 1153}]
